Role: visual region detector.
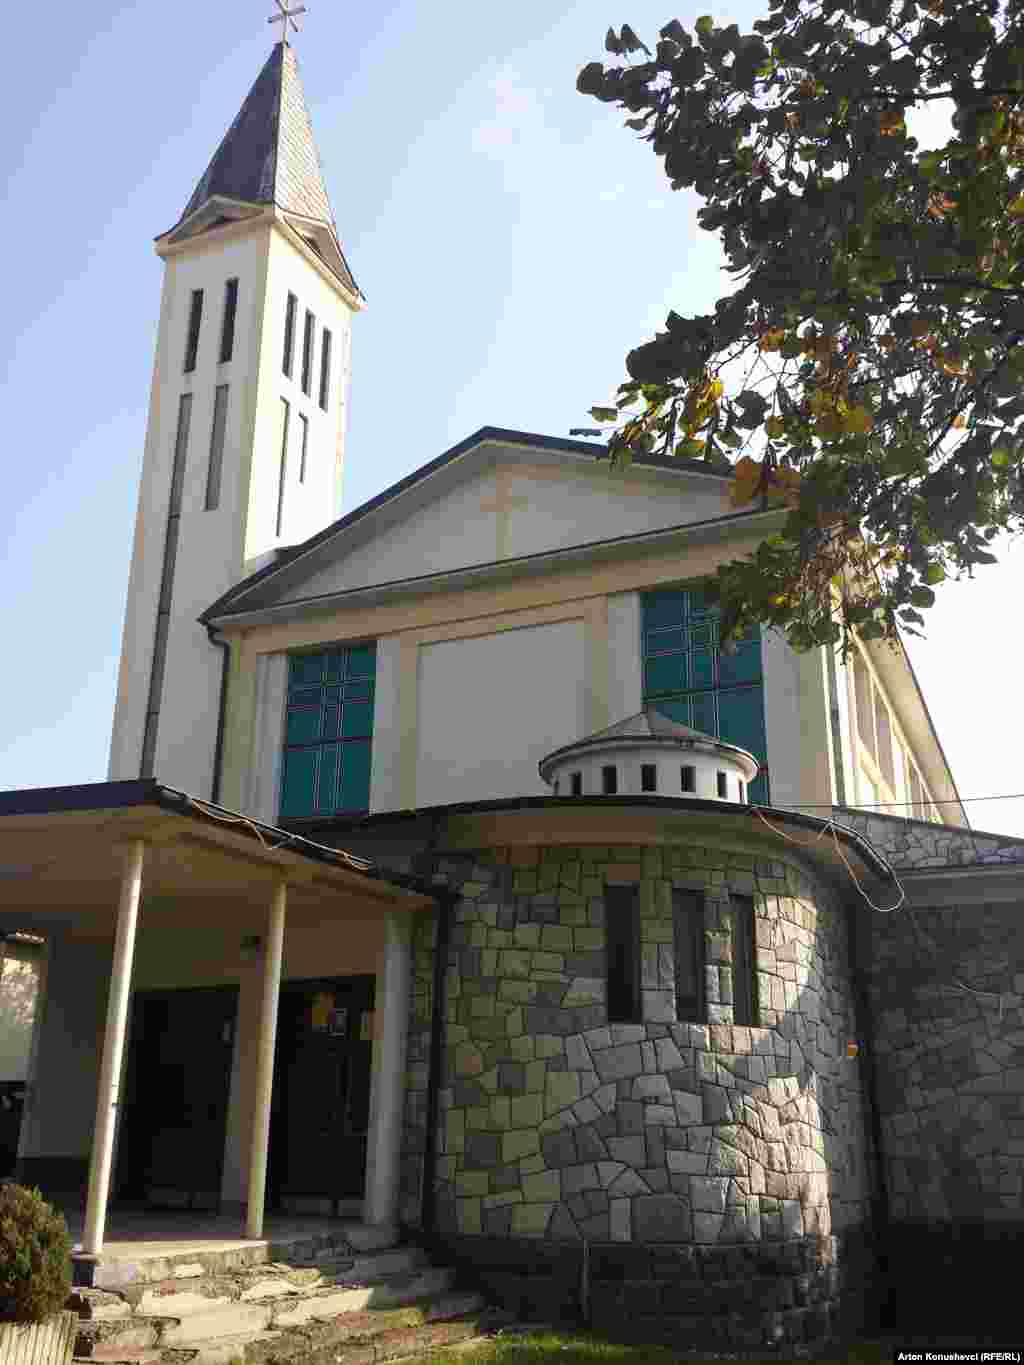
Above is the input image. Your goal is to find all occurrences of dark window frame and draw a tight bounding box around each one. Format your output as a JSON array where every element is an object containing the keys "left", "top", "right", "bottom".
[
  {"left": 219, "top": 278, "right": 239, "bottom": 364},
  {"left": 601, "top": 765, "right": 618, "bottom": 794},
  {"left": 716, "top": 771, "right": 728, "bottom": 799},
  {"left": 605, "top": 884, "right": 641, "bottom": 1024},
  {"left": 730, "top": 894, "right": 758, "bottom": 1027},
  {"left": 298, "top": 411, "right": 309, "bottom": 484},
  {"left": 204, "top": 384, "right": 229, "bottom": 511},
  {"left": 276, "top": 398, "right": 290, "bottom": 537},
  {"left": 283, "top": 293, "right": 297, "bottom": 377},
  {"left": 672, "top": 889, "right": 705, "bottom": 1022},
  {"left": 319, "top": 327, "right": 332, "bottom": 411},
  {"left": 279, "top": 644, "right": 377, "bottom": 819},
  {"left": 681, "top": 764, "right": 696, "bottom": 793},
  {"left": 570, "top": 771, "right": 582, "bottom": 796},
  {"left": 641, "top": 763, "right": 657, "bottom": 792},
  {"left": 183, "top": 289, "right": 203, "bottom": 373},
  {"left": 301, "top": 310, "right": 315, "bottom": 396}
]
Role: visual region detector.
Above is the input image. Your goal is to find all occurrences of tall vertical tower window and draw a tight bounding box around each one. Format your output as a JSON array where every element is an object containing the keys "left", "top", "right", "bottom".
[
  {"left": 205, "top": 385, "right": 229, "bottom": 511},
  {"left": 183, "top": 290, "right": 203, "bottom": 373},
  {"left": 605, "top": 884, "right": 640, "bottom": 1023},
  {"left": 301, "top": 310, "right": 316, "bottom": 395},
  {"left": 730, "top": 895, "right": 757, "bottom": 1026},
  {"left": 673, "top": 889, "right": 705, "bottom": 1021},
  {"left": 298, "top": 413, "right": 310, "bottom": 483},
  {"left": 642, "top": 587, "right": 769, "bottom": 803},
  {"left": 219, "top": 278, "right": 239, "bottom": 364},
  {"left": 140, "top": 393, "right": 192, "bottom": 775},
  {"left": 319, "top": 328, "right": 332, "bottom": 411},
  {"left": 276, "top": 399, "right": 291, "bottom": 537},
  {"left": 283, "top": 293, "right": 297, "bottom": 377},
  {"left": 280, "top": 644, "right": 377, "bottom": 818}
]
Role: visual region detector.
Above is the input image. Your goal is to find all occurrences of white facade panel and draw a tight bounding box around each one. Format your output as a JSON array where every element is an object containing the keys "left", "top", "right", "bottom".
[
  {"left": 415, "top": 621, "right": 588, "bottom": 807},
  {"left": 369, "top": 638, "right": 402, "bottom": 814},
  {"left": 607, "top": 591, "right": 643, "bottom": 725}
]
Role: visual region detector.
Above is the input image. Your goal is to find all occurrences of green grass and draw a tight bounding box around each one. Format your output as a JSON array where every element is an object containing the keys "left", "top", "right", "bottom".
[{"left": 402, "top": 1328, "right": 895, "bottom": 1365}]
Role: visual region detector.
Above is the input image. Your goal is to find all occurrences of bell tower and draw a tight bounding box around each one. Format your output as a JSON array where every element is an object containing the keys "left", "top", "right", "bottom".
[{"left": 108, "top": 24, "right": 363, "bottom": 794}]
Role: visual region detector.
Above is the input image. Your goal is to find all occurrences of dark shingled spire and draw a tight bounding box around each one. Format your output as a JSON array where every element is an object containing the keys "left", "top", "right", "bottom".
[{"left": 177, "top": 43, "right": 358, "bottom": 292}]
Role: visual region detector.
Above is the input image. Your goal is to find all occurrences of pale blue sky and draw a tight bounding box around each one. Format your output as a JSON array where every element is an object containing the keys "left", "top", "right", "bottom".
[{"left": 2, "top": 0, "right": 1021, "bottom": 835}]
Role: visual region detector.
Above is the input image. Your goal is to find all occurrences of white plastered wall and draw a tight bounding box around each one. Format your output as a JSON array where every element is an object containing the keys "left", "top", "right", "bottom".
[
  {"left": 607, "top": 591, "right": 643, "bottom": 724},
  {"left": 414, "top": 620, "right": 589, "bottom": 806}
]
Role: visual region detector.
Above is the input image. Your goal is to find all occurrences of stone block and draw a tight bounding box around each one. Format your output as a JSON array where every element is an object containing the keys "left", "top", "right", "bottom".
[
  {"left": 633, "top": 1074, "right": 673, "bottom": 1103},
  {"left": 546, "top": 1070, "right": 582, "bottom": 1113},
  {"left": 655, "top": 1037, "right": 686, "bottom": 1072},
  {"left": 595, "top": 1043, "right": 644, "bottom": 1083},
  {"left": 511, "top": 1202, "right": 554, "bottom": 1236},
  {"left": 610, "top": 1198, "right": 632, "bottom": 1241},
  {"left": 675, "top": 1091, "right": 703, "bottom": 1125},
  {"left": 457, "top": 1197, "right": 482, "bottom": 1234},
  {"left": 584, "top": 1027, "right": 613, "bottom": 1051},
  {"left": 691, "top": 1176, "right": 730, "bottom": 1213},
  {"left": 646, "top": 1105, "right": 676, "bottom": 1126},
  {"left": 692, "top": 1211, "right": 725, "bottom": 1243},
  {"left": 503, "top": 1128, "right": 540, "bottom": 1162},
  {"left": 608, "top": 1135, "right": 647, "bottom": 1167},
  {"left": 608, "top": 1168, "right": 650, "bottom": 1197},
  {"left": 618, "top": 1100, "right": 645, "bottom": 1134},
  {"left": 565, "top": 1034, "right": 591, "bottom": 1071},
  {"left": 542, "top": 1132, "right": 577, "bottom": 1168},
  {"left": 465, "top": 1133, "right": 501, "bottom": 1167},
  {"left": 574, "top": 1097, "right": 602, "bottom": 1124},
  {"left": 667, "top": 1149, "right": 709, "bottom": 1175},
  {"left": 535, "top": 1033, "right": 563, "bottom": 1058},
  {"left": 563, "top": 1163, "right": 600, "bottom": 1195},
  {"left": 781, "top": 1200, "right": 804, "bottom": 1237},
  {"left": 574, "top": 1125, "right": 608, "bottom": 1162},
  {"left": 510, "top": 1094, "right": 544, "bottom": 1128},
  {"left": 523, "top": 1170, "right": 561, "bottom": 1202},
  {"left": 633, "top": 1195, "right": 692, "bottom": 1242}
]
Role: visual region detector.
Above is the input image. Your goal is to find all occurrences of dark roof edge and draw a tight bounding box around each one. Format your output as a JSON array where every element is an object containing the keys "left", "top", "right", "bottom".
[
  {"left": 0, "top": 780, "right": 436, "bottom": 899},
  {"left": 199, "top": 427, "right": 733, "bottom": 622},
  {"left": 280, "top": 794, "right": 897, "bottom": 885}
]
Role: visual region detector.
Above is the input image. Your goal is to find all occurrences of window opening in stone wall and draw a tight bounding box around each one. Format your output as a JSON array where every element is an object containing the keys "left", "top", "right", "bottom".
[
  {"left": 716, "top": 771, "right": 728, "bottom": 798},
  {"left": 302, "top": 310, "right": 315, "bottom": 396},
  {"left": 681, "top": 765, "right": 696, "bottom": 793},
  {"left": 204, "top": 384, "right": 229, "bottom": 511},
  {"left": 279, "top": 643, "right": 376, "bottom": 818},
  {"left": 673, "top": 889, "right": 705, "bottom": 1021},
  {"left": 605, "top": 884, "right": 641, "bottom": 1023},
  {"left": 571, "top": 772, "right": 582, "bottom": 796},
  {"left": 730, "top": 894, "right": 757, "bottom": 1027},
  {"left": 641, "top": 764, "right": 657, "bottom": 792},
  {"left": 283, "top": 293, "right": 297, "bottom": 377},
  {"left": 319, "top": 328, "right": 332, "bottom": 411},
  {"left": 602, "top": 765, "right": 618, "bottom": 794},
  {"left": 183, "top": 289, "right": 203, "bottom": 373},
  {"left": 219, "top": 278, "right": 238, "bottom": 364}
]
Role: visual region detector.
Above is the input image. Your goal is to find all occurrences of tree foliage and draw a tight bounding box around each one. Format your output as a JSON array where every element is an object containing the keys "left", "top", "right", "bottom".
[{"left": 577, "top": 0, "right": 1024, "bottom": 651}]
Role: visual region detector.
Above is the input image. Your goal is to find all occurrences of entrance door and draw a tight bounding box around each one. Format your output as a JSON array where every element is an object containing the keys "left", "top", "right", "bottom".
[
  {"left": 268, "top": 976, "right": 375, "bottom": 1213},
  {"left": 116, "top": 986, "right": 238, "bottom": 1210}
]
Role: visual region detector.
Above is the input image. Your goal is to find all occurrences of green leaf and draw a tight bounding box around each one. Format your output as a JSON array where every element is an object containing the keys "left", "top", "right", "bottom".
[
  {"left": 909, "top": 585, "right": 936, "bottom": 608},
  {"left": 589, "top": 406, "right": 619, "bottom": 423},
  {"left": 695, "top": 14, "right": 715, "bottom": 40},
  {"left": 923, "top": 563, "right": 946, "bottom": 585}
]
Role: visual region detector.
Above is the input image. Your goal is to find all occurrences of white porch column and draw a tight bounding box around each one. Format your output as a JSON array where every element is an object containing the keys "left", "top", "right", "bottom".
[
  {"left": 363, "top": 911, "right": 412, "bottom": 1228},
  {"left": 82, "top": 839, "right": 145, "bottom": 1257},
  {"left": 246, "top": 879, "right": 286, "bottom": 1239}
]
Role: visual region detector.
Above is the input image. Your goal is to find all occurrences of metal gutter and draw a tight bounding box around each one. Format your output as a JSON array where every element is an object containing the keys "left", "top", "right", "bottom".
[{"left": 205, "top": 625, "right": 231, "bottom": 805}]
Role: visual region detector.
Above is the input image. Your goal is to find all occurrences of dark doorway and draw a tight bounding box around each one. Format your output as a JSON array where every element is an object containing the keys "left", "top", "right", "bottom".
[
  {"left": 115, "top": 986, "right": 238, "bottom": 1210},
  {"left": 268, "top": 976, "right": 375, "bottom": 1214}
]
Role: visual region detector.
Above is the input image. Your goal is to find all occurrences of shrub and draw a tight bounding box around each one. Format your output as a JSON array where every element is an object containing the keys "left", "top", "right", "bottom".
[{"left": 0, "top": 1184, "right": 72, "bottom": 1323}]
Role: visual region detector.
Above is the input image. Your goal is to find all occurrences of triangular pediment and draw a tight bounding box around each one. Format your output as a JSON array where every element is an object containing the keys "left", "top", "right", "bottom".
[{"left": 203, "top": 429, "right": 738, "bottom": 625}]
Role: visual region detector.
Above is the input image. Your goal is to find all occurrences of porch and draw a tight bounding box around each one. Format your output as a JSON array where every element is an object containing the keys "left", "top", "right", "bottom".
[{"left": 0, "top": 780, "right": 436, "bottom": 1264}]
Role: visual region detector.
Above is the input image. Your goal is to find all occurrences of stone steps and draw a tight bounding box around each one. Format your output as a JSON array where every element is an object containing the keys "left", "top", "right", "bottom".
[{"left": 71, "top": 1244, "right": 494, "bottom": 1365}]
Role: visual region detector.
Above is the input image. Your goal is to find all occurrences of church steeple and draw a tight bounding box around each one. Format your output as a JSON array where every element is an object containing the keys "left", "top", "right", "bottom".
[{"left": 165, "top": 41, "right": 360, "bottom": 297}]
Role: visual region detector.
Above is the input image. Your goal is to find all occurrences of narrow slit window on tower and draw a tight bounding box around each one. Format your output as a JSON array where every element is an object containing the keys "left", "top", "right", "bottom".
[
  {"left": 570, "top": 771, "right": 582, "bottom": 796},
  {"left": 602, "top": 765, "right": 618, "bottom": 794},
  {"left": 319, "top": 328, "right": 332, "bottom": 411},
  {"left": 283, "top": 293, "right": 297, "bottom": 377},
  {"left": 716, "top": 771, "right": 728, "bottom": 799},
  {"left": 276, "top": 398, "right": 290, "bottom": 537},
  {"left": 730, "top": 894, "right": 757, "bottom": 1027},
  {"left": 298, "top": 412, "right": 309, "bottom": 483},
  {"left": 205, "top": 385, "right": 229, "bottom": 511},
  {"left": 673, "top": 889, "right": 705, "bottom": 1022},
  {"left": 641, "top": 763, "right": 657, "bottom": 792},
  {"left": 301, "top": 310, "right": 315, "bottom": 395},
  {"left": 219, "top": 278, "right": 238, "bottom": 363},
  {"left": 183, "top": 289, "right": 203, "bottom": 373},
  {"left": 681, "top": 764, "right": 696, "bottom": 793},
  {"left": 739, "top": 781, "right": 746, "bottom": 803},
  {"left": 605, "top": 884, "right": 641, "bottom": 1023}
]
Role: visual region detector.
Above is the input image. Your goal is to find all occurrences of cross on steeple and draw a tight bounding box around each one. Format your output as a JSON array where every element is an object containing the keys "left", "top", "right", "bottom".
[{"left": 267, "top": 0, "right": 307, "bottom": 45}]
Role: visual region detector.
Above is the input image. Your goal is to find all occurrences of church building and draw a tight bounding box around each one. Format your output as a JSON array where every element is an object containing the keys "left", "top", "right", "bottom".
[{"left": 1, "top": 27, "right": 1021, "bottom": 1355}]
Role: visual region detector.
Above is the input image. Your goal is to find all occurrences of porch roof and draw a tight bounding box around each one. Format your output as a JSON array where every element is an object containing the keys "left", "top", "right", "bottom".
[{"left": 0, "top": 780, "right": 436, "bottom": 935}]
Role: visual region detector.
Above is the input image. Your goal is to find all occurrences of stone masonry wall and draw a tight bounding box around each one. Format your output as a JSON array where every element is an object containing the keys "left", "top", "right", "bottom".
[
  {"left": 836, "top": 807, "right": 1024, "bottom": 868},
  {"left": 391, "top": 835, "right": 880, "bottom": 1349}
]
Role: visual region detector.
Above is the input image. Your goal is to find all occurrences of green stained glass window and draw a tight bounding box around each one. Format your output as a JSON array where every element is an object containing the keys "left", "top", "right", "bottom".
[
  {"left": 641, "top": 589, "right": 770, "bottom": 803},
  {"left": 280, "top": 643, "right": 376, "bottom": 818}
]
